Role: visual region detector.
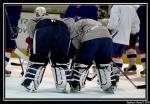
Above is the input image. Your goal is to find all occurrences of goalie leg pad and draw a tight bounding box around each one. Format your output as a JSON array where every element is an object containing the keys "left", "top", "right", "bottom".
[
  {"left": 96, "top": 64, "right": 115, "bottom": 93},
  {"left": 51, "top": 63, "right": 71, "bottom": 92},
  {"left": 70, "top": 63, "right": 89, "bottom": 92},
  {"left": 111, "top": 64, "right": 120, "bottom": 87},
  {"left": 21, "top": 54, "right": 48, "bottom": 92},
  {"left": 21, "top": 61, "right": 46, "bottom": 92}
]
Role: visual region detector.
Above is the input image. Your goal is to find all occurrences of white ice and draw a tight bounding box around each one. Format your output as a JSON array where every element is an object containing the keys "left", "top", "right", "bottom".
[{"left": 4, "top": 58, "right": 146, "bottom": 101}]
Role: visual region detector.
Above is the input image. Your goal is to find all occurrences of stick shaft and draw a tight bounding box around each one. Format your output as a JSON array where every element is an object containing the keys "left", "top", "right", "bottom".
[
  {"left": 112, "top": 60, "right": 137, "bottom": 88},
  {"left": 18, "top": 57, "right": 24, "bottom": 75}
]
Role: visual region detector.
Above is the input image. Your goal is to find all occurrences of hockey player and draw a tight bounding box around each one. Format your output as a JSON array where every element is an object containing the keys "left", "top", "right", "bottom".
[
  {"left": 124, "top": 34, "right": 138, "bottom": 74},
  {"left": 107, "top": 5, "right": 140, "bottom": 83},
  {"left": 63, "top": 4, "right": 98, "bottom": 20},
  {"left": 5, "top": 5, "right": 22, "bottom": 77},
  {"left": 21, "top": 7, "right": 71, "bottom": 92},
  {"left": 124, "top": 5, "right": 140, "bottom": 74},
  {"left": 63, "top": 18, "right": 118, "bottom": 93},
  {"left": 137, "top": 5, "right": 146, "bottom": 77}
]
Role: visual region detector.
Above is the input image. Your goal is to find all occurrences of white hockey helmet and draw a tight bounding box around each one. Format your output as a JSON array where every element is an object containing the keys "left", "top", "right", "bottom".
[{"left": 35, "top": 6, "right": 47, "bottom": 17}]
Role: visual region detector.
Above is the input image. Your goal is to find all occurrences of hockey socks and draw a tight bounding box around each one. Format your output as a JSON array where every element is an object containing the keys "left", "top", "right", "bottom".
[{"left": 124, "top": 48, "right": 137, "bottom": 74}]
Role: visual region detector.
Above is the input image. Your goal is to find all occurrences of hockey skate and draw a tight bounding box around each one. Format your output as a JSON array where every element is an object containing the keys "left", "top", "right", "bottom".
[
  {"left": 104, "top": 85, "right": 116, "bottom": 94},
  {"left": 69, "top": 63, "right": 89, "bottom": 93},
  {"left": 51, "top": 62, "right": 72, "bottom": 93},
  {"left": 70, "top": 81, "right": 81, "bottom": 93},
  {"left": 5, "top": 70, "right": 11, "bottom": 77},
  {"left": 140, "top": 69, "right": 145, "bottom": 77},
  {"left": 111, "top": 72, "right": 120, "bottom": 90},
  {"left": 21, "top": 81, "right": 38, "bottom": 93},
  {"left": 96, "top": 64, "right": 117, "bottom": 94},
  {"left": 124, "top": 64, "right": 137, "bottom": 75}
]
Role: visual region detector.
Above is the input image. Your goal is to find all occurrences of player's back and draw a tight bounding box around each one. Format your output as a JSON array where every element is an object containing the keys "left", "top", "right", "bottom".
[{"left": 107, "top": 5, "right": 140, "bottom": 45}]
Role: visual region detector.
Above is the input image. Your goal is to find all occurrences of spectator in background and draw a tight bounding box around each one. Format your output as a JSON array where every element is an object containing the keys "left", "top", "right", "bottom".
[
  {"left": 124, "top": 5, "right": 146, "bottom": 77},
  {"left": 62, "top": 4, "right": 98, "bottom": 59},
  {"left": 63, "top": 4, "right": 98, "bottom": 21},
  {"left": 5, "top": 5, "right": 22, "bottom": 77},
  {"left": 137, "top": 5, "right": 146, "bottom": 77}
]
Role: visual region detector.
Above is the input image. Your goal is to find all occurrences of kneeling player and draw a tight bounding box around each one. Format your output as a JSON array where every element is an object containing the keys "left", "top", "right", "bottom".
[
  {"left": 21, "top": 7, "right": 71, "bottom": 92},
  {"left": 63, "top": 18, "right": 119, "bottom": 93}
]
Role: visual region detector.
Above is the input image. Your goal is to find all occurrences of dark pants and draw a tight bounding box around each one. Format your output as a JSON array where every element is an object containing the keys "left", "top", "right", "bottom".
[
  {"left": 5, "top": 5, "right": 22, "bottom": 50},
  {"left": 139, "top": 30, "right": 146, "bottom": 53},
  {"left": 112, "top": 43, "right": 127, "bottom": 57},
  {"left": 5, "top": 15, "right": 17, "bottom": 50},
  {"left": 33, "top": 19, "right": 70, "bottom": 63},
  {"left": 75, "top": 38, "right": 112, "bottom": 65}
]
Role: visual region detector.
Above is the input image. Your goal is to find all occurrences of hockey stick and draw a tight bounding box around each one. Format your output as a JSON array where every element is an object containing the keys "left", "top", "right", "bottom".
[
  {"left": 86, "top": 61, "right": 146, "bottom": 88},
  {"left": 112, "top": 60, "right": 146, "bottom": 89},
  {"left": 5, "top": 7, "right": 19, "bottom": 40},
  {"left": 18, "top": 57, "right": 24, "bottom": 76},
  {"left": 11, "top": 62, "right": 21, "bottom": 66},
  {"left": 10, "top": 58, "right": 24, "bottom": 76},
  {"left": 5, "top": 8, "right": 13, "bottom": 34},
  {"left": 10, "top": 48, "right": 29, "bottom": 66},
  {"left": 85, "top": 61, "right": 147, "bottom": 89}
]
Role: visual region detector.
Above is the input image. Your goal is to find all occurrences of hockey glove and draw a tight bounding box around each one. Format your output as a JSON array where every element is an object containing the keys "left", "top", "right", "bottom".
[
  {"left": 130, "top": 33, "right": 138, "bottom": 46},
  {"left": 10, "top": 27, "right": 19, "bottom": 40}
]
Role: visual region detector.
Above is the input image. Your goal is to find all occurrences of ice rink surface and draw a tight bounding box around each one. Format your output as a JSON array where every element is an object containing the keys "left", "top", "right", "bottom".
[{"left": 4, "top": 58, "right": 147, "bottom": 101}]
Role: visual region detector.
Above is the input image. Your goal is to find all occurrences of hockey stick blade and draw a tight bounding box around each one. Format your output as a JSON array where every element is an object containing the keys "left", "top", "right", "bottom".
[
  {"left": 112, "top": 60, "right": 146, "bottom": 89},
  {"left": 11, "top": 62, "right": 21, "bottom": 66},
  {"left": 136, "top": 85, "right": 146, "bottom": 89}
]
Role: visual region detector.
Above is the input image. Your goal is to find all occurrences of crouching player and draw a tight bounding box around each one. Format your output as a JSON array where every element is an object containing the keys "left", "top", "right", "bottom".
[
  {"left": 21, "top": 7, "right": 71, "bottom": 92},
  {"left": 63, "top": 18, "right": 119, "bottom": 93}
]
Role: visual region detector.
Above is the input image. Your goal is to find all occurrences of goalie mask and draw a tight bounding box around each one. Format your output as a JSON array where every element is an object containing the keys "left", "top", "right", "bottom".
[{"left": 35, "top": 7, "right": 47, "bottom": 17}]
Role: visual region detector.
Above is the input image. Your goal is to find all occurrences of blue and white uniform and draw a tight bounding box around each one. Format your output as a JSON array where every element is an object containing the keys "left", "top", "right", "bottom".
[
  {"left": 63, "top": 18, "right": 117, "bottom": 93},
  {"left": 21, "top": 7, "right": 71, "bottom": 92}
]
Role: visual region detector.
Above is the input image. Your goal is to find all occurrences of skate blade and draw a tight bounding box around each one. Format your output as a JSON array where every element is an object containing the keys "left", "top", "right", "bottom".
[
  {"left": 57, "top": 88, "right": 68, "bottom": 93},
  {"left": 104, "top": 91, "right": 114, "bottom": 94},
  {"left": 5, "top": 74, "right": 11, "bottom": 77},
  {"left": 104, "top": 86, "right": 115, "bottom": 94},
  {"left": 21, "top": 83, "right": 37, "bottom": 93},
  {"left": 25, "top": 87, "right": 37, "bottom": 93},
  {"left": 123, "top": 71, "right": 137, "bottom": 75},
  {"left": 70, "top": 87, "right": 81, "bottom": 93},
  {"left": 61, "top": 89, "right": 69, "bottom": 93},
  {"left": 56, "top": 86, "right": 69, "bottom": 93},
  {"left": 141, "top": 74, "right": 145, "bottom": 78},
  {"left": 70, "top": 89, "right": 80, "bottom": 93}
]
